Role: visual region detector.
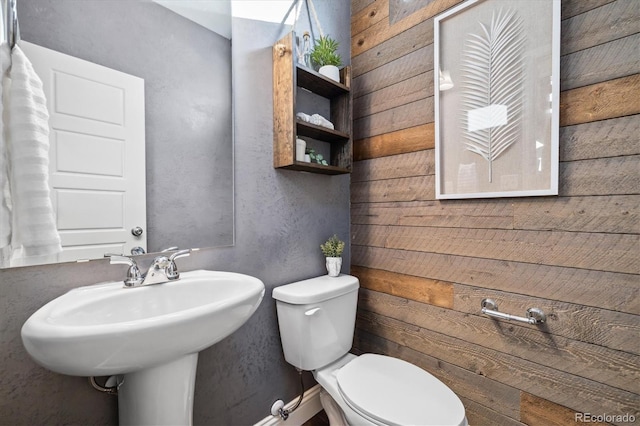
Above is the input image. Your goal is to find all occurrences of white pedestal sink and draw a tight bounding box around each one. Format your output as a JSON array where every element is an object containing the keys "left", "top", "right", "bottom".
[{"left": 21, "top": 270, "right": 265, "bottom": 425}]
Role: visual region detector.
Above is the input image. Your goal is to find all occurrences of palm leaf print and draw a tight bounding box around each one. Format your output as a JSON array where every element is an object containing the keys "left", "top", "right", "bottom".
[{"left": 460, "top": 8, "right": 525, "bottom": 182}]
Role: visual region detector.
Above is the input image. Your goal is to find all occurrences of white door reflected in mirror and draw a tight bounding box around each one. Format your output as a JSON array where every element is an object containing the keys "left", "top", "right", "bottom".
[{"left": 11, "top": 41, "right": 146, "bottom": 267}]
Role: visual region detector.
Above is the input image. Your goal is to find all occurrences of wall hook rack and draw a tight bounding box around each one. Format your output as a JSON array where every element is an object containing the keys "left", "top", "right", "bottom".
[{"left": 481, "top": 298, "right": 546, "bottom": 325}]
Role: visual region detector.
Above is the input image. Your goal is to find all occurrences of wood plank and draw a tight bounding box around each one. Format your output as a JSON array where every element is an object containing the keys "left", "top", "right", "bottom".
[
  {"left": 350, "top": 154, "right": 640, "bottom": 203},
  {"left": 354, "top": 329, "right": 523, "bottom": 421},
  {"left": 560, "top": 74, "right": 640, "bottom": 127},
  {"left": 351, "top": 175, "right": 435, "bottom": 203},
  {"left": 352, "top": 0, "right": 376, "bottom": 15},
  {"left": 355, "top": 81, "right": 640, "bottom": 157},
  {"left": 356, "top": 310, "right": 639, "bottom": 421},
  {"left": 352, "top": 150, "right": 433, "bottom": 182},
  {"left": 560, "top": 115, "right": 640, "bottom": 161},
  {"left": 351, "top": 246, "right": 640, "bottom": 315},
  {"left": 351, "top": 265, "right": 454, "bottom": 308},
  {"left": 351, "top": 0, "right": 389, "bottom": 37},
  {"left": 354, "top": 97, "right": 433, "bottom": 139},
  {"left": 390, "top": 0, "right": 441, "bottom": 26},
  {"left": 352, "top": 18, "right": 433, "bottom": 77},
  {"left": 561, "top": 0, "right": 640, "bottom": 56},
  {"left": 513, "top": 195, "right": 640, "bottom": 234},
  {"left": 352, "top": 224, "right": 640, "bottom": 274},
  {"left": 351, "top": 0, "right": 461, "bottom": 57},
  {"left": 352, "top": 46, "right": 433, "bottom": 98},
  {"left": 351, "top": 199, "right": 514, "bottom": 229},
  {"left": 353, "top": 71, "right": 432, "bottom": 119},
  {"left": 453, "top": 285, "right": 640, "bottom": 356},
  {"left": 353, "top": 147, "right": 638, "bottom": 198},
  {"left": 520, "top": 392, "right": 610, "bottom": 426},
  {"left": 559, "top": 155, "right": 640, "bottom": 197},
  {"left": 273, "top": 32, "right": 295, "bottom": 168},
  {"left": 561, "top": 34, "right": 640, "bottom": 91},
  {"left": 462, "top": 396, "right": 525, "bottom": 426},
  {"left": 561, "top": 0, "right": 616, "bottom": 20},
  {"left": 350, "top": 196, "right": 639, "bottom": 234},
  {"left": 359, "top": 288, "right": 640, "bottom": 383},
  {"left": 353, "top": 123, "right": 434, "bottom": 161}
]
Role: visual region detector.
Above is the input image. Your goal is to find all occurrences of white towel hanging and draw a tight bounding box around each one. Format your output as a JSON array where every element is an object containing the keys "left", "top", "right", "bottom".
[
  {"left": 5, "top": 44, "right": 61, "bottom": 260},
  {"left": 0, "top": 44, "right": 12, "bottom": 265}
]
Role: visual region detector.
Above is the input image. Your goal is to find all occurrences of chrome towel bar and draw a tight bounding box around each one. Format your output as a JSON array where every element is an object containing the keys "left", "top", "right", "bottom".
[{"left": 481, "top": 298, "right": 546, "bottom": 325}]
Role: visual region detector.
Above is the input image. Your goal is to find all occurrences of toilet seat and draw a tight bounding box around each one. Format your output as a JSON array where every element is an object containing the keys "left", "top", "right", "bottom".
[{"left": 336, "top": 354, "right": 466, "bottom": 426}]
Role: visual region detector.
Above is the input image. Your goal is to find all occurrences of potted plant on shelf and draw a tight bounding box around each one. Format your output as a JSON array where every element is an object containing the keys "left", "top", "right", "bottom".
[
  {"left": 306, "top": 148, "right": 328, "bottom": 166},
  {"left": 321, "top": 234, "right": 345, "bottom": 277},
  {"left": 310, "top": 35, "right": 342, "bottom": 83}
]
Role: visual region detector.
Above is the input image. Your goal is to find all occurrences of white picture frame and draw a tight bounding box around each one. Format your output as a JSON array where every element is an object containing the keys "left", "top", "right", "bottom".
[{"left": 434, "top": 0, "right": 560, "bottom": 199}]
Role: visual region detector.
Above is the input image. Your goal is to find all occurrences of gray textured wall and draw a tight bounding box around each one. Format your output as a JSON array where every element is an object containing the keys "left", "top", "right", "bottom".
[{"left": 0, "top": 1, "right": 351, "bottom": 425}]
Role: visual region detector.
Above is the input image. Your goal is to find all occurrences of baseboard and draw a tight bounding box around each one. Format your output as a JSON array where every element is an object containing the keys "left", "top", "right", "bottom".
[{"left": 254, "top": 384, "right": 323, "bottom": 426}]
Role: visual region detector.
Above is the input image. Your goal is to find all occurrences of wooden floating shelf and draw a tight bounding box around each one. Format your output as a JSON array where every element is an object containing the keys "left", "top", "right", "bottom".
[
  {"left": 273, "top": 31, "right": 352, "bottom": 174},
  {"left": 296, "top": 65, "right": 350, "bottom": 98},
  {"left": 296, "top": 121, "right": 350, "bottom": 142},
  {"left": 284, "top": 161, "right": 351, "bottom": 175}
]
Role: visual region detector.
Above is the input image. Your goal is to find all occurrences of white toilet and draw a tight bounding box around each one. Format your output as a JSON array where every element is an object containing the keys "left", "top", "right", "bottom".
[{"left": 273, "top": 274, "right": 468, "bottom": 426}]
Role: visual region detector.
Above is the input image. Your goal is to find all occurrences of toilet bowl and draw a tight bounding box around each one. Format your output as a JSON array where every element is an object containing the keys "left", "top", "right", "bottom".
[
  {"left": 314, "top": 353, "right": 467, "bottom": 426},
  {"left": 272, "top": 274, "right": 467, "bottom": 426}
]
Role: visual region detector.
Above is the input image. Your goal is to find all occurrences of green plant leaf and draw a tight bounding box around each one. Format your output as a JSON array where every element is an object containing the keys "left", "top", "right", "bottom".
[
  {"left": 310, "top": 35, "right": 342, "bottom": 68},
  {"left": 321, "top": 234, "right": 345, "bottom": 257}
]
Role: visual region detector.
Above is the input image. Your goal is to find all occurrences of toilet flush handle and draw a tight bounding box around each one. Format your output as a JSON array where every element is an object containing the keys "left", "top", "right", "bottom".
[{"left": 305, "top": 307, "right": 321, "bottom": 316}]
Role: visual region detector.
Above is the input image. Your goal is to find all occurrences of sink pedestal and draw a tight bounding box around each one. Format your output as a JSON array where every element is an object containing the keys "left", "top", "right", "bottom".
[{"left": 118, "top": 353, "right": 199, "bottom": 426}]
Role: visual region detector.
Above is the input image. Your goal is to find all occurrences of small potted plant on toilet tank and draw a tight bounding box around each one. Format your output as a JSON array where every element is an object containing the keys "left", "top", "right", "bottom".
[
  {"left": 321, "top": 234, "right": 345, "bottom": 277},
  {"left": 310, "top": 35, "right": 342, "bottom": 83}
]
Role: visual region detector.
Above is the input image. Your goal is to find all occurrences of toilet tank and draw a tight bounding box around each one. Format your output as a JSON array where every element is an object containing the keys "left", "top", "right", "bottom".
[{"left": 272, "top": 275, "right": 359, "bottom": 371}]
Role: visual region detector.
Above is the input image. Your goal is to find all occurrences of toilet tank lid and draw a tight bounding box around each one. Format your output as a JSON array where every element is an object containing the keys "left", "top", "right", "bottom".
[{"left": 272, "top": 274, "right": 359, "bottom": 304}]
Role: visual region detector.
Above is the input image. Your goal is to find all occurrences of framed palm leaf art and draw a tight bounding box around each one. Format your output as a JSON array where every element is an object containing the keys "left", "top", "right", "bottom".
[{"left": 434, "top": 0, "right": 560, "bottom": 199}]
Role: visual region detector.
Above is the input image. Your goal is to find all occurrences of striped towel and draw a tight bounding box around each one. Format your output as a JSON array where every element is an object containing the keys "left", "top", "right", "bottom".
[
  {"left": 0, "top": 44, "right": 12, "bottom": 265},
  {"left": 5, "top": 44, "right": 61, "bottom": 260}
]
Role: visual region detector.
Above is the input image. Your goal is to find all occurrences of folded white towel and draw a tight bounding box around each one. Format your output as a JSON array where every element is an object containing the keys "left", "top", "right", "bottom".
[
  {"left": 6, "top": 45, "right": 61, "bottom": 259},
  {"left": 0, "top": 44, "right": 12, "bottom": 265},
  {"left": 296, "top": 112, "right": 335, "bottom": 130}
]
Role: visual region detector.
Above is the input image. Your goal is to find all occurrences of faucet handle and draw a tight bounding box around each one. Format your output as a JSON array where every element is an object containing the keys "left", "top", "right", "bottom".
[
  {"left": 108, "top": 255, "right": 144, "bottom": 287},
  {"left": 166, "top": 249, "right": 191, "bottom": 280},
  {"left": 169, "top": 249, "right": 191, "bottom": 262},
  {"left": 108, "top": 255, "right": 135, "bottom": 266}
]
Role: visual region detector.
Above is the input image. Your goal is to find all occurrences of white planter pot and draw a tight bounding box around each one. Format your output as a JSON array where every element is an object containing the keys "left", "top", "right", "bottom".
[
  {"left": 326, "top": 257, "right": 342, "bottom": 277},
  {"left": 319, "top": 65, "right": 340, "bottom": 83}
]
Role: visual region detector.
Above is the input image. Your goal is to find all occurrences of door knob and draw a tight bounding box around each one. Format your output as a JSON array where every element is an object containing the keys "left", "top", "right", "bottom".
[{"left": 131, "top": 227, "right": 144, "bottom": 237}]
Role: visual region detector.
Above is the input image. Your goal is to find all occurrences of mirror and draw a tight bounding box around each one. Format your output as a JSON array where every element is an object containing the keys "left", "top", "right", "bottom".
[{"left": 1, "top": 0, "right": 234, "bottom": 268}]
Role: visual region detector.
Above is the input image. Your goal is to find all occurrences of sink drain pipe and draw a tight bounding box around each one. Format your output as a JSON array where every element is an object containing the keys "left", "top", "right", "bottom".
[
  {"left": 89, "top": 375, "right": 122, "bottom": 395},
  {"left": 272, "top": 369, "right": 305, "bottom": 421}
]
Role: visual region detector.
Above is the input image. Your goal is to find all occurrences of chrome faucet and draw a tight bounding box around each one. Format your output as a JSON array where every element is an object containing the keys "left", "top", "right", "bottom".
[
  {"left": 108, "top": 249, "right": 191, "bottom": 288},
  {"left": 142, "top": 249, "right": 191, "bottom": 285},
  {"left": 109, "top": 255, "right": 144, "bottom": 287}
]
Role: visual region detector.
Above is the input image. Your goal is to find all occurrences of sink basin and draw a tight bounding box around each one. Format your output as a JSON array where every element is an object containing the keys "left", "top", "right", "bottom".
[
  {"left": 21, "top": 270, "right": 265, "bottom": 425},
  {"left": 22, "top": 270, "right": 265, "bottom": 376}
]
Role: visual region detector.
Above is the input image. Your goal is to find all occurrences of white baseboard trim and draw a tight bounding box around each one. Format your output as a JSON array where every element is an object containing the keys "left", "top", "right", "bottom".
[{"left": 254, "top": 384, "right": 323, "bottom": 426}]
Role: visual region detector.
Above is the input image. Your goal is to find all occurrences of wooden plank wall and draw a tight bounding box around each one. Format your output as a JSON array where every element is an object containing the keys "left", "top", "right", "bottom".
[{"left": 349, "top": 0, "right": 640, "bottom": 425}]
